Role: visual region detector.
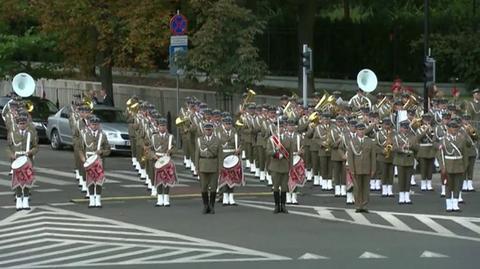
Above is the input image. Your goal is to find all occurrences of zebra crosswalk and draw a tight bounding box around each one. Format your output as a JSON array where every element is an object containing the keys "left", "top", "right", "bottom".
[
  {"left": 0, "top": 206, "right": 289, "bottom": 268},
  {"left": 238, "top": 200, "right": 480, "bottom": 243}
]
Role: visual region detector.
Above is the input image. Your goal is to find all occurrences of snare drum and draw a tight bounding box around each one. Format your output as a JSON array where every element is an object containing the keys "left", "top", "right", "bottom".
[
  {"left": 11, "top": 156, "right": 35, "bottom": 190},
  {"left": 84, "top": 155, "right": 105, "bottom": 186},
  {"left": 218, "top": 155, "right": 244, "bottom": 188},
  {"left": 288, "top": 155, "right": 306, "bottom": 192},
  {"left": 154, "top": 156, "right": 177, "bottom": 187}
]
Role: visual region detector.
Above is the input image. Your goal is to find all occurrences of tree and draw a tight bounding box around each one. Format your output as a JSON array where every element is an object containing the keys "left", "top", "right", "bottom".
[
  {"left": 0, "top": 0, "right": 60, "bottom": 79},
  {"left": 187, "top": 0, "right": 267, "bottom": 98},
  {"left": 34, "top": 0, "right": 172, "bottom": 106}
]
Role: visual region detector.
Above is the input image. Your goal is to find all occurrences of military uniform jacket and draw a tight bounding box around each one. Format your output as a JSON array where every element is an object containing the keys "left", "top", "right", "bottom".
[
  {"left": 330, "top": 126, "right": 347, "bottom": 161},
  {"left": 466, "top": 100, "right": 480, "bottom": 124},
  {"left": 346, "top": 135, "right": 376, "bottom": 175},
  {"left": 79, "top": 129, "right": 111, "bottom": 159},
  {"left": 7, "top": 128, "right": 39, "bottom": 159},
  {"left": 434, "top": 124, "right": 448, "bottom": 142},
  {"left": 376, "top": 128, "right": 394, "bottom": 163},
  {"left": 460, "top": 126, "right": 478, "bottom": 158},
  {"left": 348, "top": 94, "right": 372, "bottom": 110},
  {"left": 415, "top": 126, "right": 436, "bottom": 158},
  {"left": 266, "top": 134, "right": 294, "bottom": 173},
  {"left": 195, "top": 135, "right": 222, "bottom": 173},
  {"left": 437, "top": 133, "right": 469, "bottom": 174},
  {"left": 218, "top": 127, "right": 239, "bottom": 160},
  {"left": 317, "top": 124, "right": 331, "bottom": 157},
  {"left": 305, "top": 124, "right": 319, "bottom": 151},
  {"left": 147, "top": 131, "right": 175, "bottom": 160},
  {"left": 393, "top": 132, "right": 417, "bottom": 166}
]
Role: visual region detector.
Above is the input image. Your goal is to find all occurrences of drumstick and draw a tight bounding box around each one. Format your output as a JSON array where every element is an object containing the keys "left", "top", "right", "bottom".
[
  {"left": 296, "top": 134, "right": 300, "bottom": 152},
  {"left": 234, "top": 133, "right": 238, "bottom": 150},
  {"left": 168, "top": 134, "right": 173, "bottom": 151}
]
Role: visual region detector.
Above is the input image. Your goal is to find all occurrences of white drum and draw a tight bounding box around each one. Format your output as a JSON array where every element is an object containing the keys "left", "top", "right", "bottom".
[
  {"left": 223, "top": 155, "right": 239, "bottom": 169},
  {"left": 155, "top": 156, "right": 171, "bottom": 169},
  {"left": 84, "top": 155, "right": 98, "bottom": 168},
  {"left": 11, "top": 156, "right": 28, "bottom": 170},
  {"left": 292, "top": 155, "right": 301, "bottom": 166}
]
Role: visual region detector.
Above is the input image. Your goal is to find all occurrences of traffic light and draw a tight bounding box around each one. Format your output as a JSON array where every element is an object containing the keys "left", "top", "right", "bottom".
[
  {"left": 302, "top": 48, "right": 312, "bottom": 73},
  {"left": 424, "top": 57, "right": 435, "bottom": 83}
]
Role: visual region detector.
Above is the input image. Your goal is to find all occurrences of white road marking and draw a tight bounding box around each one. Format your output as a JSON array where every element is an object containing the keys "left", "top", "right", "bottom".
[
  {"left": 376, "top": 212, "right": 411, "bottom": 231},
  {"left": 414, "top": 216, "right": 455, "bottom": 236},
  {"left": 0, "top": 205, "right": 290, "bottom": 268},
  {"left": 238, "top": 200, "right": 480, "bottom": 243},
  {"left": 0, "top": 241, "right": 72, "bottom": 259},
  {"left": 35, "top": 188, "right": 61, "bottom": 193},
  {"left": 451, "top": 219, "right": 480, "bottom": 235},
  {"left": 359, "top": 251, "right": 387, "bottom": 259},
  {"left": 345, "top": 209, "right": 371, "bottom": 225},
  {"left": 420, "top": 251, "right": 449, "bottom": 258},
  {"left": 298, "top": 253, "right": 329, "bottom": 260}
]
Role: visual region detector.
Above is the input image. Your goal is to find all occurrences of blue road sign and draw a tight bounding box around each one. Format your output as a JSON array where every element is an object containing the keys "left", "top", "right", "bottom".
[{"left": 170, "top": 14, "right": 188, "bottom": 36}]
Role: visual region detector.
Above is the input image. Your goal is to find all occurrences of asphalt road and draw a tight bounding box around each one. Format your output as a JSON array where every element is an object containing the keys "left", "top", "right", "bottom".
[{"left": 0, "top": 139, "right": 479, "bottom": 269}]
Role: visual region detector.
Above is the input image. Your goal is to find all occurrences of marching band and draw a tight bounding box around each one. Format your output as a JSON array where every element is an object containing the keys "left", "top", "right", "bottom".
[{"left": 3, "top": 72, "right": 479, "bottom": 215}]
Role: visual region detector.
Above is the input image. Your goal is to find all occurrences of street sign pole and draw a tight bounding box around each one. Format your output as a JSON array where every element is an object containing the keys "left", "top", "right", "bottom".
[{"left": 302, "top": 44, "right": 308, "bottom": 108}]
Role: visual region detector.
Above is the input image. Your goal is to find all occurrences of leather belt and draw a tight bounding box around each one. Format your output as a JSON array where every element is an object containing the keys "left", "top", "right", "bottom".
[
  {"left": 419, "top": 143, "right": 433, "bottom": 146},
  {"left": 223, "top": 149, "right": 235, "bottom": 153},
  {"left": 15, "top": 151, "right": 26, "bottom": 155},
  {"left": 445, "top": 156, "right": 462, "bottom": 160},
  {"left": 155, "top": 153, "right": 167, "bottom": 157}
]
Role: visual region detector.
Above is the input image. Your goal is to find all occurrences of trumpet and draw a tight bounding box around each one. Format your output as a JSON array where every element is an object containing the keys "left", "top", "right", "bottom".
[
  {"left": 411, "top": 117, "right": 422, "bottom": 129},
  {"left": 465, "top": 123, "right": 477, "bottom": 139},
  {"left": 240, "top": 89, "right": 256, "bottom": 111},
  {"left": 383, "top": 129, "right": 393, "bottom": 158}
]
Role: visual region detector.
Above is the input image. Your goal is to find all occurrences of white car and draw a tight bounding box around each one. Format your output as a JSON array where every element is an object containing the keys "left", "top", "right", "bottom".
[{"left": 46, "top": 105, "right": 131, "bottom": 152}]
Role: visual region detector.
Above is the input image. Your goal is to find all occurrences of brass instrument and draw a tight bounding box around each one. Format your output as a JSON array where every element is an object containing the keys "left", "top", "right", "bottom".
[
  {"left": 24, "top": 100, "right": 34, "bottom": 113},
  {"left": 411, "top": 117, "right": 422, "bottom": 129},
  {"left": 403, "top": 95, "right": 418, "bottom": 110},
  {"left": 383, "top": 129, "right": 393, "bottom": 158},
  {"left": 308, "top": 111, "right": 320, "bottom": 126},
  {"left": 314, "top": 92, "right": 336, "bottom": 111},
  {"left": 465, "top": 123, "right": 477, "bottom": 139},
  {"left": 240, "top": 89, "right": 256, "bottom": 111},
  {"left": 175, "top": 115, "right": 189, "bottom": 126}
]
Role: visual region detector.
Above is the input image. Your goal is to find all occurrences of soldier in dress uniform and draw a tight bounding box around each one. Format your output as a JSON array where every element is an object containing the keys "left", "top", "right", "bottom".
[
  {"left": 346, "top": 123, "right": 376, "bottom": 213},
  {"left": 365, "top": 111, "right": 382, "bottom": 191},
  {"left": 393, "top": 120, "right": 417, "bottom": 204},
  {"left": 217, "top": 117, "right": 240, "bottom": 205},
  {"left": 285, "top": 119, "right": 303, "bottom": 204},
  {"left": 306, "top": 111, "right": 321, "bottom": 186},
  {"left": 438, "top": 120, "right": 470, "bottom": 212},
  {"left": 266, "top": 119, "right": 293, "bottom": 213},
  {"left": 147, "top": 117, "right": 175, "bottom": 207},
  {"left": 376, "top": 118, "right": 395, "bottom": 197},
  {"left": 465, "top": 88, "right": 480, "bottom": 129},
  {"left": 195, "top": 122, "right": 222, "bottom": 214},
  {"left": 460, "top": 114, "right": 477, "bottom": 193},
  {"left": 348, "top": 89, "right": 372, "bottom": 111},
  {"left": 72, "top": 105, "right": 91, "bottom": 194},
  {"left": 318, "top": 113, "right": 333, "bottom": 191},
  {"left": 435, "top": 111, "right": 451, "bottom": 196},
  {"left": 79, "top": 116, "right": 111, "bottom": 208},
  {"left": 7, "top": 116, "right": 38, "bottom": 210},
  {"left": 415, "top": 113, "right": 436, "bottom": 191},
  {"left": 298, "top": 105, "right": 312, "bottom": 181},
  {"left": 330, "top": 116, "right": 348, "bottom": 197}
]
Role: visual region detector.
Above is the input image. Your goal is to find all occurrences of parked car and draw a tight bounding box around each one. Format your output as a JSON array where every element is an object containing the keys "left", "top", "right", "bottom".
[
  {"left": 0, "top": 96, "right": 59, "bottom": 140},
  {"left": 46, "top": 105, "right": 131, "bottom": 152}
]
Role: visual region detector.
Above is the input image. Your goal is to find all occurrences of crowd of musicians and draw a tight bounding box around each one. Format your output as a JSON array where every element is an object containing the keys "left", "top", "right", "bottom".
[{"left": 3, "top": 80, "right": 480, "bottom": 214}]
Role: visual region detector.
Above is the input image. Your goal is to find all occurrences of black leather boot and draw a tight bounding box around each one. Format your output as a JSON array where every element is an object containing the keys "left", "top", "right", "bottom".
[
  {"left": 209, "top": 192, "right": 216, "bottom": 214},
  {"left": 202, "top": 192, "right": 210, "bottom": 214},
  {"left": 280, "top": 192, "right": 288, "bottom": 213},
  {"left": 273, "top": 191, "right": 280, "bottom": 214}
]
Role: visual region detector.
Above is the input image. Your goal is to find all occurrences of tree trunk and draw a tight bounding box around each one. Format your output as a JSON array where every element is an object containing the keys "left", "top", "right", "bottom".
[
  {"left": 98, "top": 50, "right": 114, "bottom": 107},
  {"left": 297, "top": 0, "right": 316, "bottom": 96},
  {"left": 343, "top": 0, "right": 350, "bottom": 21}
]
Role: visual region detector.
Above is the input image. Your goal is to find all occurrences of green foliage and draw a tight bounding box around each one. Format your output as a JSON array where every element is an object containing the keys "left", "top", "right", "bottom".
[{"left": 187, "top": 0, "right": 267, "bottom": 93}]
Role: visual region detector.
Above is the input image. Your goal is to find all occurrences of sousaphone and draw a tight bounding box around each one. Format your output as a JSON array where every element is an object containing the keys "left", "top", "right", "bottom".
[
  {"left": 356, "top": 69, "right": 377, "bottom": 93},
  {"left": 12, "top": 73, "right": 36, "bottom": 97}
]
